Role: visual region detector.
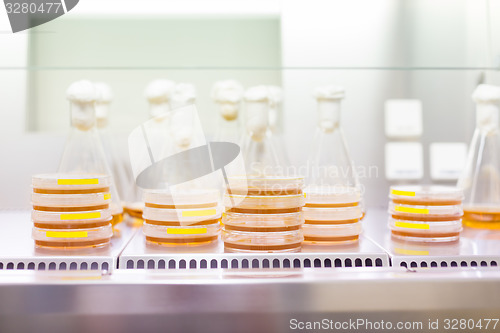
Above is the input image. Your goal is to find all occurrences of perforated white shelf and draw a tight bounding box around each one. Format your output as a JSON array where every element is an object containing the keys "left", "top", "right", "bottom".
[
  {"left": 0, "top": 210, "right": 137, "bottom": 271},
  {"left": 365, "top": 209, "right": 500, "bottom": 269},
  {"left": 119, "top": 228, "right": 390, "bottom": 269}
]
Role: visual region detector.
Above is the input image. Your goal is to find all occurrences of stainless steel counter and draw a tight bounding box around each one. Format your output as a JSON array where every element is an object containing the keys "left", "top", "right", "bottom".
[{"left": 0, "top": 268, "right": 499, "bottom": 332}]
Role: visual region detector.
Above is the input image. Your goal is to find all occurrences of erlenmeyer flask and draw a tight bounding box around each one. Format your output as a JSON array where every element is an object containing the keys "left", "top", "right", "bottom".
[
  {"left": 303, "top": 86, "right": 363, "bottom": 244},
  {"left": 307, "top": 86, "right": 360, "bottom": 190},
  {"left": 94, "top": 82, "right": 130, "bottom": 208},
  {"left": 242, "top": 86, "right": 282, "bottom": 176},
  {"left": 125, "top": 79, "right": 176, "bottom": 222},
  {"left": 268, "top": 86, "right": 290, "bottom": 167},
  {"left": 211, "top": 80, "right": 244, "bottom": 144},
  {"left": 58, "top": 80, "right": 124, "bottom": 229},
  {"left": 458, "top": 84, "right": 500, "bottom": 229},
  {"left": 223, "top": 87, "right": 304, "bottom": 252}
]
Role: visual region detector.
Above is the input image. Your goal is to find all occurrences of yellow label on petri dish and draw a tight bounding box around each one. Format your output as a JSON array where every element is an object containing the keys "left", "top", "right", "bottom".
[
  {"left": 167, "top": 228, "right": 207, "bottom": 235},
  {"left": 46, "top": 231, "right": 88, "bottom": 238},
  {"left": 391, "top": 189, "right": 416, "bottom": 197},
  {"left": 60, "top": 212, "right": 101, "bottom": 220},
  {"left": 181, "top": 209, "right": 217, "bottom": 217},
  {"left": 395, "top": 221, "right": 430, "bottom": 229},
  {"left": 103, "top": 193, "right": 111, "bottom": 200},
  {"left": 57, "top": 178, "right": 99, "bottom": 185},
  {"left": 394, "top": 248, "right": 429, "bottom": 256},
  {"left": 395, "top": 206, "right": 429, "bottom": 214}
]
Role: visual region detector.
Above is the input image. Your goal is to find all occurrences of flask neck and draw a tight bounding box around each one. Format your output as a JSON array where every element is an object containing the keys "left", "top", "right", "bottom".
[
  {"left": 476, "top": 103, "right": 499, "bottom": 131},
  {"left": 217, "top": 101, "right": 239, "bottom": 122},
  {"left": 70, "top": 101, "right": 96, "bottom": 131},
  {"left": 95, "top": 103, "right": 109, "bottom": 129},
  {"left": 317, "top": 99, "right": 341, "bottom": 133},
  {"left": 149, "top": 102, "right": 171, "bottom": 119},
  {"left": 245, "top": 100, "right": 269, "bottom": 142},
  {"left": 268, "top": 102, "right": 281, "bottom": 133}
]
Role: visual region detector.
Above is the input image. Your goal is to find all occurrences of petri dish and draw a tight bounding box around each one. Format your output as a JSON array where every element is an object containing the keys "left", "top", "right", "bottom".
[
  {"left": 32, "top": 208, "right": 112, "bottom": 223},
  {"left": 227, "top": 176, "right": 304, "bottom": 196},
  {"left": 143, "top": 205, "right": 223, "bottom": 224},
  {"left": 390, "top": 230, "right": 460, "bottom": 243},
  {"left": 389, "top": 185, "right": 463, "bottom": 205},
  {"left": 224, "top": 193, "right": 305, "bottom": 214},
  {"left": 303, "top": 206, "right": 362, "bottom": 223},
  {"left": 388, "top": 201, "right": 463, "bottom": 219},
  {"left": 388, "top": 217, "right": 462, "bottom": 235},
  {"left": 143, "top": 222, "right": 220, "bottom": 246},
  {"left": 222, "top": 211, "right": 303, "bottom": 231},
  {"left": 222, "top": 228, "right": 303, "bottom": 252},
  {"left": 302, "top": 221, "right": 362, "bottom": 244},
  {"left": 33, "top": 217, "right": 112, "bottom": 229},
  {"left": 144, "top": 189, "right": 220, "bottom": 208},
  {"left": 462, "top": 205, "right": 500, "bottom": 230},
  {"left": 32, "top": 224, "right": 113, "bottom": 248},
  {"left": 304, "top": 185, "right": 361, "bottom": 207},
  {"left": 32, "top": 192, "right": 111, "bottom": 210},
  {"left": 32, "top": 174, "right": 111, "bottom": 194}
]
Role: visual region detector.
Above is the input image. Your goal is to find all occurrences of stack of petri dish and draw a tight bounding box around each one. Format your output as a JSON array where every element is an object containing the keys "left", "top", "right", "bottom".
[
  {"left": 142, "top": 190, "right": 222, "bottom": 246},
  {"left": 31, "top": 174, "right": 114, "bottom": 249},
  {"left": 222, "top": 177, "right": 305, "bottom": 252},
  {"left": 303, "top": 186, "right": 363, "bottom": 244},
  {"left": 388, "top": 185, "right": 464, "bottom": 243}
]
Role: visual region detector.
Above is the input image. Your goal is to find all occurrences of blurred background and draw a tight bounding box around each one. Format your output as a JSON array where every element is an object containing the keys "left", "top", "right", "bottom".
[{"left": 0, "top": 0, "right": 499, "bottom": 209}]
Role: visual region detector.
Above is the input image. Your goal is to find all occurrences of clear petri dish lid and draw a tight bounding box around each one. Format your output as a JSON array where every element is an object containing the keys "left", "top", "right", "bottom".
[
  {"left": 143, "top": 222, "right": 220, "bottom": 239},
  {"left": 224, "top": 193, "right": 305, "bottom": 211},
  {"left": 304, "top": 185, "right": 361, "bottom": 206},
  {"left": 142, "top": 205, "right": 223, "bottom": 224},
  {"left": 222, "top": 228, "right": 303, "bottom": 252},
  {"left": 389, "top": 201, "right": 463, "bottom": 218},
  {"left": 389, "top": 185, "right": 464, "bottom": 204},
  {"left": 391, "top": 231, "right": 460, "bottom": 243},
  {"left": 303, "top": 206, "right": 362, "bottom": 222},
  {"left": 32, "top": 174, "right": 111, "bottom": 191},
  {"left": 143, "top": 189, "right": 220, "bottom": 207},
  {"left": 32, "top": 224, "right": 113, "bottom": 242},
  {"left": 227, "top": 175, "right": 304, "bottom": 195},
  {"left": 32, "top": 192, "right": 111, "bottom": 208},
  {"left": 388, "top": 217, "right": 462, "bottom": 234},
  {"left": 32, "top": 208, "right": 112, "bottom": 223},
  {"left": 223, "top": 211, "right": 304, "bottom": 229},
  {"left": 33, "top": 217, "right": 112, "bottom": 229},
  {"left": 302, "top": 221, "right": 362, "bottom": 237}
]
